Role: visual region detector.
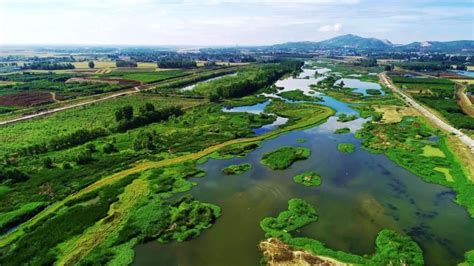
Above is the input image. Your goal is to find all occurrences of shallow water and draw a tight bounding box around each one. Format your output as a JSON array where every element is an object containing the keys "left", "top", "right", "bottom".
[
  {"left": 133, "top": 65, "right": 474, "bottom": 266},
  {"left": 451, "top": 70, "right": 474, "bottom": 78},
  {"left": 336, "top": 78, "right": 385, "bottom": 96}
]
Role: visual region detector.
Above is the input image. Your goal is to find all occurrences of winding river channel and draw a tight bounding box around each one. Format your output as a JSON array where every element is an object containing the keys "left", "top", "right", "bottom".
[{"left": 133, "top": 65, "right": 474, "bottom": 266}]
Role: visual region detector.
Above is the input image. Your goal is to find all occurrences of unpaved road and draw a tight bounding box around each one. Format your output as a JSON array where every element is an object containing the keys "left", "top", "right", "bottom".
[
  {"left": 380, "top": 72, "right": 474, "bottom": 154},
  {"left": 0, "top": 87, "right": 140, "bottom": 126}
]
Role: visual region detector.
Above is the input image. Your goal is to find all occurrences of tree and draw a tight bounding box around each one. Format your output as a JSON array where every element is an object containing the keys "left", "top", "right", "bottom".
[
  {"left": 122, "top": 106, "right": 134, "bottom": 120},
  {"left": 115, "top": 109, "right": 124, "bottom": 122},
  {"left": 86, "top": 143, "right": 96, "bottom": 153},
  {"left": 88, "top": 61, "right": 95, "bottom": 69},
  {"left": 103, "top": 143, "right": 118, "bottom": 154},
  {"left": 75, "top": 150, "right": 93, "bottom": 165},
  {"left": 42, "top": 157, "right": 53, "bottom": 168},
  {"left": 384, "top": 65, "right": 393, "bottom": 71}
]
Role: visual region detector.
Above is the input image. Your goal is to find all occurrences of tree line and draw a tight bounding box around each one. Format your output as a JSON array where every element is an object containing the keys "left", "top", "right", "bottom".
[
  {"left": 21, "top": 62, "right": 75, "bottom": 70},
  {"left": 194, "top": 60, "right": 303, "bottom": 100},
  {"left": 157, "top": 60, "right": 197, "bottom": 69}
]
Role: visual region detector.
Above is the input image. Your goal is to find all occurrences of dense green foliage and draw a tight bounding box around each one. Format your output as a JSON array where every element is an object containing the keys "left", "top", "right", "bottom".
[
  {"left": 222, "top": 163, "right": 252, "bottom": 175},
  {"left": 157, "top": 60, "right": 197, "bottom": 69},
  {"left": 0, "top": 175, "right": 136, "bottom": 265},
  {"left": 260, "top": 198, "right": 317, "bottom": 239},
  {"left": 334, "top": 127, "right": 350, "bottom": 134},
  {"left": 277, "top": 90, "right": 321, "bottom": 101},
  {"left": 292, "top": 171, "right": 321, "bottom": 186},
  {"left": 337, "top": 113, "right": 358, "bottom": 122},
  {"left": 337, "top": 143, "right": 355, "bottom": 153},
  {"left": 366, "top": 88, "right": 382, "bottom": 95},
  {"left": 101, "top": 70, "right": 188, "bottom": 83},
  {"left": 0, "top": 201, "right": 45, "bottom": 233},
  {"left": 260, "top": 146, "right": 311, "bottom": 170},
  {"left": 116, "top": 60, "right": 137, "bottom": 68},
  {"left": 193, "top": 61, "right": 303, "bottom": 99},
  {"left": 21, "top": 62, "right": 75, "bottom": 70}
]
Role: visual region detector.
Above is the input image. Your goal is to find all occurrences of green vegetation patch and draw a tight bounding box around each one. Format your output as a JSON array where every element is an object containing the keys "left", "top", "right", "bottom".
[
  {"left": 337, "top": 113, "right": 358, "bottom": 122},
  {"left": 222, "top": 163, "right": 252, "bottom": 175},
  {"left": 260, "top": 146, "right": 311, "bottom": 170},
  {"left": 337, "top": 143, "right": 355, "bottom": 153},
  {"left": 0, "top": 202, "right": 46, "bottom": 233},
  {"left": 293, "top": 171, "right": 321, "bottom": 186},
  {"left": 334, "top": 127, "right": 350, "bottom": 134},
  {"left": 366, "top": 88, "right": 382, "bottom": 95},
  {"left": 260, "top": 199, "right": 424, "bottom": 265},
  {"left": 100, "top": 70, "right": 188, "bottom": 83},
  {"left": 422, "top": 145, "right": 445, "bottom": 157},
  {"left": 277, "top": 90, "right": 321, "bottom": 102}
]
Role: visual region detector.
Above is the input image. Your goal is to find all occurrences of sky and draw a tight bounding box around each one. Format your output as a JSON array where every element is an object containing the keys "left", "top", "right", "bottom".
[{"left": 0, "top": 0, "right": 473, "bottom": 46}]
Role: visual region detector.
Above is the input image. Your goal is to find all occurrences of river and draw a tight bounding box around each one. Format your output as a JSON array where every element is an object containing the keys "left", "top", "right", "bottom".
[{"left": 133, "top": 64, "right": 474, "bottom": 266}]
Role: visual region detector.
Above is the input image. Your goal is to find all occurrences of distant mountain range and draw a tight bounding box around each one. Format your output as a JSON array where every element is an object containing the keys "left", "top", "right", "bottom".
[{"left": 266, "top": 34, "right": 474, "bottom": 52}]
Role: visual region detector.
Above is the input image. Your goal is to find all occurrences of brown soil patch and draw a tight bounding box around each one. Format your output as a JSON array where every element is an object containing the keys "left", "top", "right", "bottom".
[
  {"left": 259, "top": 238, "right": 350, "bottom": 266},
  {"left": 0, "top": 91, "right": 53, "bottom": 107}
]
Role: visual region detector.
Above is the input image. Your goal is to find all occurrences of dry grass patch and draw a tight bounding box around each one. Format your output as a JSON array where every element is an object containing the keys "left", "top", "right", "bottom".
[
  {"left": 422, "top": 145, "right": 445, "bottom": 158},
  {"left": 374, "top": 105, "right": 418, "bottom": 123},
  {"left": 434, "top": 167, "right": 454, "bottom": 182}
]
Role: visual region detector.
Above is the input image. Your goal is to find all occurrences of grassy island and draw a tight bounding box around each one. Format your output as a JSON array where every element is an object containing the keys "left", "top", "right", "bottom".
[
  {"left": 337, "top": 143, "right": 355, "bottom": 153},
  {"left": 260, "top": 146, "right": 311, "bottom": 170},
  {"left": 277, "top": 90, "right": 321, "bottom": 102},
  {"left": 222, "top": 163, "right": 252, "bottom": 175},
  {"left": 293, "top": 171, "right": 321, "bottom": 186},
  {"left": 337, "top": 113, "right": 358, "bottom": 122},
  {"left": 334, "top": 127, "right": 350, "bottom": 134},
  {"left": 260, "top": 199, "right": 424, "bottom": 266}
]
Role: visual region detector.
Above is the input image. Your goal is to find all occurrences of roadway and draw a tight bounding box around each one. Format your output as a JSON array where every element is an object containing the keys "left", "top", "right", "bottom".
[{"left": 379, "top": 72, "right": 474, "bottom": 154}]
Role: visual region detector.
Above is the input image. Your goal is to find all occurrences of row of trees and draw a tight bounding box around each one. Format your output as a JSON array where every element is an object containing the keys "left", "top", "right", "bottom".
[
  {"left": 115, "top": 104, "right": 184, "bottom": 132},
  {"left": 116, "top": 60, "right": 138, "bottom": 68},
  {"left": 18, "top": 128, "right": 107, "bottom": 156},
  {"left": 21, "top": 62, "right": 75, "bottom": 70},
  {"left": 196, "top": 60, "right": 303, "bottom": 100},
  {"left": 157, "top": 60, "right": 197, "bottom": 69}
]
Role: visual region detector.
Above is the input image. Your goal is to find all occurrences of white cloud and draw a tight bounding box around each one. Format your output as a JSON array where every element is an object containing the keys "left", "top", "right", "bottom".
[{"left": 318, "top": 23, "right": 342, "bottom": 32}]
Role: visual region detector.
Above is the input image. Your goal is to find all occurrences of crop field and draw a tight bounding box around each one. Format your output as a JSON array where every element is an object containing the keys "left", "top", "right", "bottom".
[{"left": 97, "top": 69, "right": 189, "bottom": 83}]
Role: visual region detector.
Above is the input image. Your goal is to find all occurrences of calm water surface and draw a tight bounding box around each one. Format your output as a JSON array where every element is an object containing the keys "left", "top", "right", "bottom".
[{"left": 133, "top": 66, "right": 474, "bottom": 266}]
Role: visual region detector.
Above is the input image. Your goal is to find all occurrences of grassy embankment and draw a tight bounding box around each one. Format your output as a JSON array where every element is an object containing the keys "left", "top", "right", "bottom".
[{"left": 260, "top": 199, "right": 424, "bottom": 265}]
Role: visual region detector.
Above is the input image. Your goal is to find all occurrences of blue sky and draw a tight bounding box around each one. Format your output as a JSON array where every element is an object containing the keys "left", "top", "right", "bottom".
[{"left": 0, "top": 0, "right": 473, "bottom": 45}]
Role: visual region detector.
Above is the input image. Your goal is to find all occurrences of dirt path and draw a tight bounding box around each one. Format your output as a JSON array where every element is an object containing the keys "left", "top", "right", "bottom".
[
  {"left": 380, "top": 72, "right": 474, "bottom": 154},
  {"left": 50, "top": 92, "right": 60, "bottom": 103}
]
